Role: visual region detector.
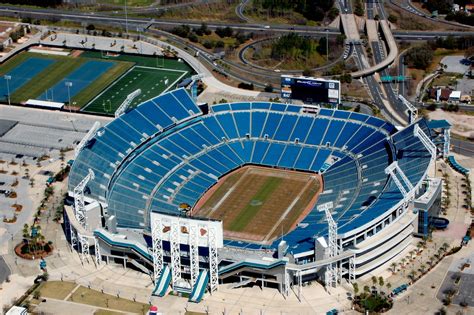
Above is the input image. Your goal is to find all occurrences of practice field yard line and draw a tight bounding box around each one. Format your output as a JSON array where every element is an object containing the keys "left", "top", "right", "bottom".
[
  {"left": 81, "top": 65, "right": 137, "bottom": 111},
  {"left": 229, "top": 176, "right": 283, "bottom": 232},
  {"left": 82, "top": 66, "right": 188, "bottom": 114},
  {"left": 136, "top": 65, "right": 189, "bottom": 73},
  {"left": 161, "top": 70, "right": 188, "bottom": 94}
]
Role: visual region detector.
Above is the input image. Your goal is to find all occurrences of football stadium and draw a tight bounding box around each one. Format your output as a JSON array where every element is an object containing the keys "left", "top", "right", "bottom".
[{"left": 65, "top": 88, "right": 444, "bottom": 303}]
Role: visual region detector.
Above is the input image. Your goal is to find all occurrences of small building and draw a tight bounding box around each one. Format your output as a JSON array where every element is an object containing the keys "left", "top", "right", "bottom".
[
  {"left": 429, "top": 88, "right": 452, "bottom": 102},
  {"left": 6, "top": 306, "right": 28, "bottom": 315},
  {"left": 460, "top": 94, "right": 471, "bottom": 103},
  {"left": 448, "top": 90, "right": 461, "bottom": 103}
]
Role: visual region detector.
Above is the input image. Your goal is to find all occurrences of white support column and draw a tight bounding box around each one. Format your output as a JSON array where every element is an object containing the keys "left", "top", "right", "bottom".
[
  {"left": 151, "top": 218, "right": 163, "bottom": 281},
  {"left": 297, "top": 270, "right": 302, "bottom": 301},
  {"left": 94, "top": 237, "right": 101, "bottom": 266},
  {"left": 208, "top": 227, "right": 219, "bottom": 293},
  {"left": 189, "top": 224, "right": 199, "bottom": 287},
  {"left": 283, "top": 267, "right": 290, "bottom": 297},
  {"left": 170, "top": 222, "right": 181, "bottom": 289},
  {"left": 349, "top": 255, "right": 356, "bottom": 282}
]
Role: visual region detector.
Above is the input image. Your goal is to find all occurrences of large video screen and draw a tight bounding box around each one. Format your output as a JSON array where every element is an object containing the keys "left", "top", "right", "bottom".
[{"left": 281, "top": 76, "right": 340, "bottom": 105}]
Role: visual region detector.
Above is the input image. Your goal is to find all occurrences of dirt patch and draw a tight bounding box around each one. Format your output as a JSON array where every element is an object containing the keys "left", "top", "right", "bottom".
[{"left": 428, "top": 109, "right": 474, "bottom": 138}]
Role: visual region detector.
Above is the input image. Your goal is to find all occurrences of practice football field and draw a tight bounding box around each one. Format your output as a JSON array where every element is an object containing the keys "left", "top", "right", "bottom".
[{"left": 82, "top": 66, "right": 188, "bottom": 114}]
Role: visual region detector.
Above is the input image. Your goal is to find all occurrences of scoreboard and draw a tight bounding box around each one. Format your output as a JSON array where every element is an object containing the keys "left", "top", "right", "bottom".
[{"left": 281, "top": 75, "right": 340, "bottom": 106}]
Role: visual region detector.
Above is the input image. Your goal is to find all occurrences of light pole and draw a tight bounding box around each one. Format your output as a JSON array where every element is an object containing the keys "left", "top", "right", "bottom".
[
  {"left": 124, "top": 0, "right": 129, "bottom": 35},
  {"left": 4, "top": 74, "right": 11, "bottom": 105},
  {"left": 326, "top": 29, "right": 329, "bottom": 62},
  {"left": 65, "top": 81, "right": 72, "bottom": 110}
]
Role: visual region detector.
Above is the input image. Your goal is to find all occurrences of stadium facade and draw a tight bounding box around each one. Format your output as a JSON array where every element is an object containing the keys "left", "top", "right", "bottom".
[{"left": 66, "top": 88, "right": 445, "bottom": 302}]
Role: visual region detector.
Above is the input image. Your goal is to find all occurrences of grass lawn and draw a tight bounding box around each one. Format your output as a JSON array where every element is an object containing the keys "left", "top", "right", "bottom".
[
  {"left": 69, "top": 286, "right": 148, "bottom": 314},
  {"left": 432, "top": 72, "right": 462, "bottom": 87},
  {"left": 246, "top": 44, "right": 327, "bottom": 70},
  {"left": 38, "top": 281, "right": 77, "bottom": 300},
  {"left": 229, "top": 176, "right": 283, "bottom": 232}
]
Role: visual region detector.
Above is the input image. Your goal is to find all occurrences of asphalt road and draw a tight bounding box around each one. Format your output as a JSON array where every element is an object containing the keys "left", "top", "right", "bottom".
[
  {"left": 0, "top": 256, "right": 11, "bottom": 284},
  {"left": 389, "top": 0, "right": 473, "bottom": 30},
  {"left": 452, "top": 138, "right": 474, "bottom": 157}
]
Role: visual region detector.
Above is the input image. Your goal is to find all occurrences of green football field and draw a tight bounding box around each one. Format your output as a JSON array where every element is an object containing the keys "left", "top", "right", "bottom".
[
  {"left": 82, "top": 66, "right": 188, "bottom": 114},
  {"left": 79, "top": 51, "right": 194, "bottom": 114}
]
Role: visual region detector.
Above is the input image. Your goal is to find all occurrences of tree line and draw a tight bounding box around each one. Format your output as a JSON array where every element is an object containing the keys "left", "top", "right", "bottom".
[
  {"left": 251, "top": 0, "right": 337, "bottom": 22},
  {"left": 0, "top": 0, "right": 62, "bottom": 7}
]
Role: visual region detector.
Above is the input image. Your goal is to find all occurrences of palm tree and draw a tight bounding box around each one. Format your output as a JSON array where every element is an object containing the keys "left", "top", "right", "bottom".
[
  {"left": 390, "top": 262, "right": 397, "bottom": 273},
  {"left": 371, "top": 275, "right": 377, "bottom": 287},
  {"left": 353, "top": 282, "right": 359, "bottom": 295},
  {"left": 420, "top": 264, "right": 426, "bottom": 273},
  {"left": 386, "top": 282, "right": 392, "bottom": 291},
  {"left": 409, "top": 270, "right": 417, "bottom": 281},
  {"left": 416, "top": 242, "right": 423, "bottom": 254},
  {"left": 409, "top": 250, "right": 415, "bottom": 260},
  {"left": 378, "top": 276, "right": 384, "bottom": 288},
  {"left": 401, "top": 258, "right": 406, "bottom": 267},
  {"left": 363, "top": 285, "right": 370, "bottom": 294},
  {"left": 442, "top": 243, "right": 449, "bottom": 252},
  {"left": 22, "top": 223, "right": 29, "bottom": 238}
]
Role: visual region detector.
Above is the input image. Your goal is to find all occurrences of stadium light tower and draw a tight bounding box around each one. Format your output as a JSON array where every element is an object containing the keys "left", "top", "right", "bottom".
[
  {"left": 4, "top": 75, "right": 11, "bottom": 105},
  {"left": 65, "top": 81, "right": 73, "bottom": 109}
]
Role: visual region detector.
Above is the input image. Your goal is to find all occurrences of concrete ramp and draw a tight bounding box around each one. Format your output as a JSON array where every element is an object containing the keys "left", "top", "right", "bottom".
[{"left": 351, "top": 20, "right": 398, "bottom": 78}]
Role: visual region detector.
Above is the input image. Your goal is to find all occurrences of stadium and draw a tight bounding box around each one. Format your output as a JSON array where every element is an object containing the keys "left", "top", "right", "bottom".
[{"left": 65, "top": 87, "right": 442, "bottom": 303}]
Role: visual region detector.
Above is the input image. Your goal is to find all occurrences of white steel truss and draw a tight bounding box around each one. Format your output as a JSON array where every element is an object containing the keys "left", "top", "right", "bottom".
[
  {"left": 73, "top": 169, "right": 95, "bottom": 229},
  {"left": 414, "top": 124, "right": 437, "bottom": 162},
  {"left": 79, "top": 234, "right": 89, "bottom": 263},
  {"left": 208, "top": 227, "right": 219, "bottom": 293},
  {"left": 170, "top": 222, "right": 181, "bottom": 289},
  {"left": 297, "top": 270, "right": 302, "bottom": 301},
  {"left": 443, "top": 128, "right": 450, "bottom": 158},
  {"left": 189, "top": 225, "right": 199, "bottom": 287},
  {"left": 69, "top": 221, "right": 77, "bottom": 252},
  {"left": 151, "top": 218, "right": 163, "bottom": 281},
  {"left": 115, "top": 89, "right": 141, "bottom": 118},
  {"left": 75, "top": 122, "right": 100, "bottom": 158},
  {"left": 318, "top": 202, "right": 339, "bottom": 288},
  {"left": 385, "top": 161, "right": 414, "bottom": 198},
  {"left": 94, "top": 237, "right": 101, "bottom": 266},
  {"left": 283, "top": 268, "right": 290, "bottom": 297},
  {"left": 398, "top": 95, "right": 418, "bottom": 124}
]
